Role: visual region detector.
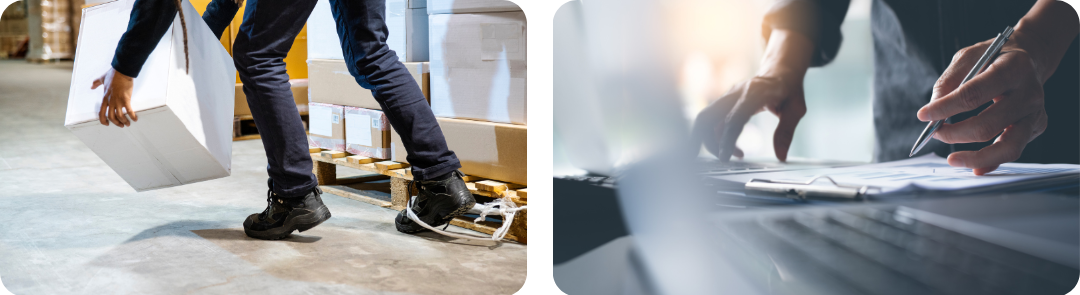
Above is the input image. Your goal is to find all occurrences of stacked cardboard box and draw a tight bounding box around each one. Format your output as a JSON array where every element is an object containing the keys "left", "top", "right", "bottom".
[
  {"left": 234, "top": 79, "right": 309, "bottom": 117},
  {"left": 428, "top": 0, "right": 525, "bottom": 125},
  {"left": 307, "top": 0, "right": 430, "bottom": 156},
  {"left": 27, "top": 0, "right": 74, "bottom": 60},
  {"left": 308, "top": 102, "right": 345, "bottom": 151},
  {"left": 307, "top": 61, "right": 427, "bottom": 154},
  {"left": 308, "top": 60, "right": 429, "bottom": 110},
  {"left": 188, "top": 0, "right": 309, "bottom": 116},
  {"left": 419, "top": 0, "right": 527, "bottom": 184},
  {"left": 343, "top": 107, "right": 391, "bottom": 158},
  {"left": 390, "top": 117, "right": 526, "bottom": 185},
  {"left": 307, "top": 0, "right": 428, "bottom": 62},
  {"left": 69, "top": 0, "right": 82, "bottom": 50},
  {"left": 306, "top": 0, "right": 527, "bottom": 185},
  {"left": 0, "top": 1, "right": 29, "bottom": 58}
]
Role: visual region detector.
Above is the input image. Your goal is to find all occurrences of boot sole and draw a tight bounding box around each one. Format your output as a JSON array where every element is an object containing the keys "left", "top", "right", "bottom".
[{"left": 245, "top": 205, "right": 332, "bottom": 240}]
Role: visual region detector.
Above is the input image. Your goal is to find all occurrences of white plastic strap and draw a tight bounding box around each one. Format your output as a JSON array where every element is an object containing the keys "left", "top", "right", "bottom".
[{"left": 406, "top": 193, "right": 527, "bottom": 242}]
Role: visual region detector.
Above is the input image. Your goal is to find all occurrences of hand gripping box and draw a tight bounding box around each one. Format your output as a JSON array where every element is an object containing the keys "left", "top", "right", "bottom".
[
  {"left": 344, "top": 107, "right": 391, "bottom": 159},
  {"left": 64, "top": 0, "right": 236, "bottom": 191}
]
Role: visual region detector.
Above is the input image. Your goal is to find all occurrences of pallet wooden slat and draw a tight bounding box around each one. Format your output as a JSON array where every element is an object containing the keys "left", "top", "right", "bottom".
[
  {"left": 346, "top": 155, "right": 378, "bottom": 164},
  {"left": 475, "top": 180, "right": 524, "bottom": 194},
  {"left": 321, "top": 150, "right": 347, "bottom": 159},
  {"left": 310, "top": 151, "right": 526, "bottom": 243},
  {"left": 460, "top": 175, "right": 486, "bottom": 183},
  {"left": 387, "top": 168, "right": 411, "bottom": 178},
  {"left": 375, "top": 161, "right": 409, "bottom": 172}
]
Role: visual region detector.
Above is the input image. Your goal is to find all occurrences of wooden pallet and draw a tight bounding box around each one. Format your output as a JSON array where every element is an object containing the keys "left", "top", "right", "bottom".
[{"left": 310, "top": 148, "right": 527, "bottom": 243}]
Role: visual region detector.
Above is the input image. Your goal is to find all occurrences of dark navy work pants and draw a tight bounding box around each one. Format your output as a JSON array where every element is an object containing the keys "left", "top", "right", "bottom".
[{"left": 207, "top": 0, "right": 459, "bottom": 197}]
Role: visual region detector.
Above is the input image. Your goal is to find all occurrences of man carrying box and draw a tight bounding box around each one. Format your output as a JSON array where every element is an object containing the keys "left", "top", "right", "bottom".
[{"left": 92, "top": 0, "right": 474, "bottom": 240}]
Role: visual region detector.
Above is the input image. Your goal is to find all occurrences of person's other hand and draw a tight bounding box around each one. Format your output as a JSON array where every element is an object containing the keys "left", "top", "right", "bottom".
[
  {"left": 693, "top": 76, "right": 806, "bottom": 162},
  {"left": 692, "top": 30, "right": 812, "bottom": 162},
  {"left": 918, "top": 37, "right": 1050, "bottom": 175},
  {"left": 91, "top": 68, "right": 137, "bottom": 127}
]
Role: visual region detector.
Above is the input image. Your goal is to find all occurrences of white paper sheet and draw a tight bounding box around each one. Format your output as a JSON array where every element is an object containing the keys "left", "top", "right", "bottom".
[
  {"left": 712, "top": 154, "right": 1080, "bottom": 194},
  {"left": 345, "top": 113, "right": 372, "bottom": 147},
  {"left": 309, "top": 105, "right": 333, "bottom": 137}
]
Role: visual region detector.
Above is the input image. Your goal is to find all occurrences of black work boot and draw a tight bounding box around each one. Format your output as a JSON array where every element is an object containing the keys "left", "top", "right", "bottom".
[
  {"left": 395, "top": 170, "right": 476, "bottom": 233},
  {"left": 243, "top": 179, "right": 331, "bottom": 240}
]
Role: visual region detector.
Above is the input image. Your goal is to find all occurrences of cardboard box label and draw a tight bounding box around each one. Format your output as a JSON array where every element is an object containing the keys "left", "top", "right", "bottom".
[
  {"left": 345, "top": 113, "right": 373, "bottom": 146},
  {"left": 371, "top": 116, "right": 382, "bottom": 129},
  {"left": 309, "top": 105, "right": 333, "bottom": 136}
]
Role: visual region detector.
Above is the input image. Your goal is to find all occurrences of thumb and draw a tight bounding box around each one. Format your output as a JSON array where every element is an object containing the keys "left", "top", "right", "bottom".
[{"left": 91, "top": 76, "right": 105, "bottom": 89}]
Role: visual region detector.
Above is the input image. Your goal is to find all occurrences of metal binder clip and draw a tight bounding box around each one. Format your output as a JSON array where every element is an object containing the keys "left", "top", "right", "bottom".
[{"left": 745, "top": 176, "right": 876, "bottom": 201}]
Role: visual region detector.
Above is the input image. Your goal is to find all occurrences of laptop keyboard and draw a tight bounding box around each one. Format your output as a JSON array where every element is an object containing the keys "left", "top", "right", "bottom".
[
  {"left": 556, "top": 175, "right": 617, "bottom": 188},
  {"left": 720, "top": 207, "right": 1078, "bottom": 295}
]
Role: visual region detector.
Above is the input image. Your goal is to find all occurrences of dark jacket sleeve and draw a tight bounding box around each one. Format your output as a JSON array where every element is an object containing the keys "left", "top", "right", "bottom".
[
  {"left": 111, "top": 0, "right": 178, "bottom": 78},
  {"left": 111, "top": 0, "right": 238, "bottom": 78},
  {"left": 202, "top": 0, "right": 239, "bottom": 40},
  {"left": 761, "top": 0, "right": 852, "bottom": 67}
]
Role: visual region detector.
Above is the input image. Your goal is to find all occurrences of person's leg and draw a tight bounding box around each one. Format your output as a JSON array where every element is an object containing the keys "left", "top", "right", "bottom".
[
  {"left": 328, "top": 0, "right": 472, "bottom": 234},
  {"left": 234, "top": 0, "right": 330, "bottom": 240},
  {"left": 327, "top": 0, "right": 460, "bottom": 181},
  {"left": 233, "top": 0, "right": 319, "bottom": 197}
]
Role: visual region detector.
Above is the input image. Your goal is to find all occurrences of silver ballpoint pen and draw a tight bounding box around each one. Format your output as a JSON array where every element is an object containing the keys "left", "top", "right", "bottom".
[{"left": 910, "top": 26, "right": 1014, "bottom": 157}]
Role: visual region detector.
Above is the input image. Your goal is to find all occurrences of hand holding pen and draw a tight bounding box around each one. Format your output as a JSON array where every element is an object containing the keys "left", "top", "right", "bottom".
[{"left": 914, "top": 1, "right": 1078, "bottom": 175}]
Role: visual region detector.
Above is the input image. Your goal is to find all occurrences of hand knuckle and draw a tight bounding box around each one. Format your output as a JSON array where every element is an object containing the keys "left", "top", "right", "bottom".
[
  {"left": 959, "top": 87, "right": 984, "bottom": 109},
  {"left": 952, "top": 48, "right": 969, "bottom": 62}
]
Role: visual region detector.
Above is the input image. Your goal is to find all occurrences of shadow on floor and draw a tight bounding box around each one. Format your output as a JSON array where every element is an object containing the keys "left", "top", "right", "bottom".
[{"left": 192, "top": 228, "right": 323, "bottom": 243}]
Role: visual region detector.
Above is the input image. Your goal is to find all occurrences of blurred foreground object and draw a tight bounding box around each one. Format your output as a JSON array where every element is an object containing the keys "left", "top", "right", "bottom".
[{"left": 64, "top": 0, "right": 235, "bottom": 191}]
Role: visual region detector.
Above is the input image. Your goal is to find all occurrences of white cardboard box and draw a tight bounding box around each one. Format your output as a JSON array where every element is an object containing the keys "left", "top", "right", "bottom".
[
  {"left": 64, "top": 0, "right": 236, "bottom": 191},
  {"left": 426, "top": 0, "right": 520, "bottom": 14},
  {"left": 308, "top": 60, "right": 429, "bottom": 110},
  {"left": 390, "top": 117, "right": 527, "bottom": 185},
  {"left": 429, "top": 11, "right": 526, "bottom": 125},
  {"left": 308, "top": 103, "right": 346, "bottom": 151},
  {"left": 344, "top": 107, "right": 391, "bottom": 158},
  {"left": 308, "top": 0, "right": 428, "bottom": 62}
]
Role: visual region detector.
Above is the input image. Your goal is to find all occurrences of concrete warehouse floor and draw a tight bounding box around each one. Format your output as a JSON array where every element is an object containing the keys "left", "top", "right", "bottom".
[{"left": 0, "top": 60, "right": 526, "bottom": 295}]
